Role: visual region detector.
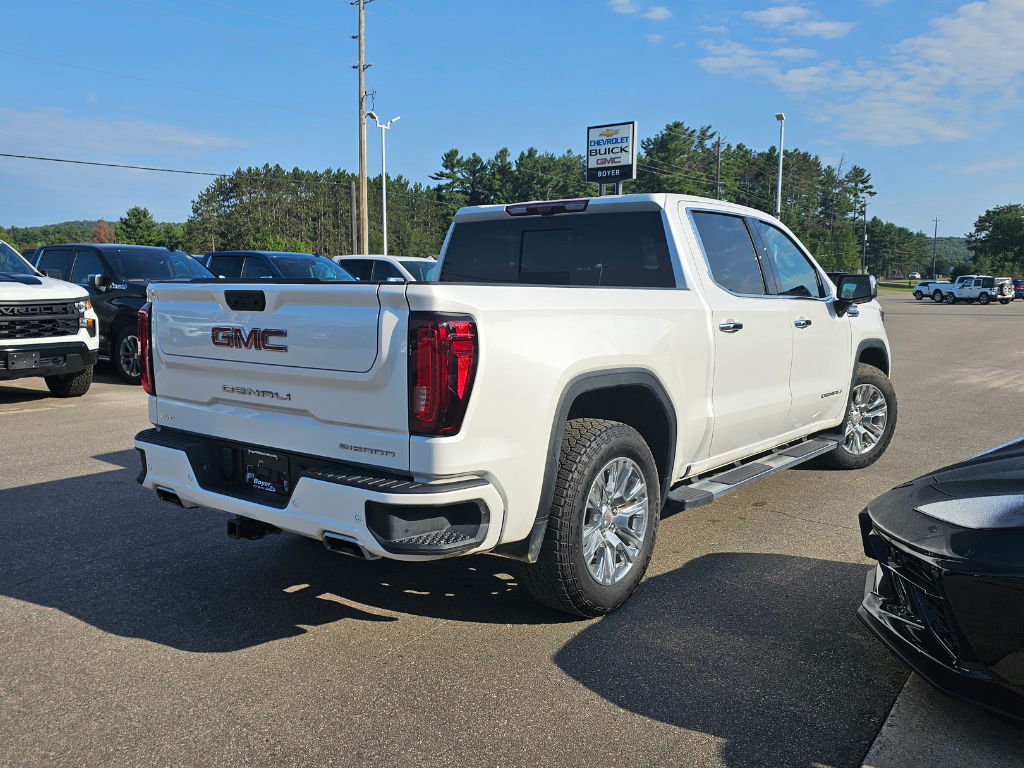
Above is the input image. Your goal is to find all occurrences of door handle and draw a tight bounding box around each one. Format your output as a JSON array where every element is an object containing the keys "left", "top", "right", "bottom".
[
  {"left": 718, "top": 322, "right": 743, "bottom": 333},
  {"left": 794, "top": 319, "right": 812, "bottom": 328}
]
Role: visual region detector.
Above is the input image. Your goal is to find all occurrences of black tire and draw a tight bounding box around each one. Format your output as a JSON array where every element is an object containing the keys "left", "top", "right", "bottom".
[
  {"left": 945, "top": 293, "right": 957, "bottom": 304},
  {"left": 1000, "top": 299, "right": 1010, "bottom": 305},
  {"left": 819, "top": 363, "right": 897, "bottom": 470},
  {"left": 978, "top": 293, "right": 990, "bottom": 305},
  {"left": 113, "top": 325, "right": 142, "bottom": 385},
  {"left": 932, "top": 290, "right": 944, "bottom": 302},
  {"left": 44, "top": 366, "right": 93, "bottom": 398},
  {"left": 522, "top": 419, "right": 660, "bottom": 618},
  {"left": 913, "top": 291, "right": 923, "bottom": 300}
]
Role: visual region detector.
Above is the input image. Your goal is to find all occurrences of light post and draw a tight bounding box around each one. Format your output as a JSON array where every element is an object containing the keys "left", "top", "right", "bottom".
[
  {"left": 367, "top": 110, "right": 400, "bottom": 256},
  {"left": 774, "top": 112, "right": 785, "bottom": 218}
]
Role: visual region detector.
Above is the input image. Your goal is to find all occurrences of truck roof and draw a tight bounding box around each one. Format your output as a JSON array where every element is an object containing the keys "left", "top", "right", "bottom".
[{"left": 453, "top": 193, "right": 773, "bottom": 223}]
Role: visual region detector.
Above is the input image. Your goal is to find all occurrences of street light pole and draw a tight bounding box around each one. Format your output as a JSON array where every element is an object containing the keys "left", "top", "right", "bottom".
[
  {"left": 932, "top": 217, "right": 940, "bottom": 279},
  {"left": 368, "top": 112, "right": 400, "bottom": 256},
  {"left": 774, "top": 112, "right": 785, "bottom": 218}
]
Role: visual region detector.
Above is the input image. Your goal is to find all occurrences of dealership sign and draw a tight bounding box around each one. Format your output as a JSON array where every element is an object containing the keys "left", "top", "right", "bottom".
[{"left": 586, "top": 122, "right": 637, "bottom": 184}]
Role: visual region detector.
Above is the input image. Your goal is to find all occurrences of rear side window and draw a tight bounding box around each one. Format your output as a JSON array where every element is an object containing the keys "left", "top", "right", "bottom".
[
  {"left": 690, "top": 212, "right": 766, "bottom": 295},
  {"left": 440, "top": 211, "right": 675, "bottom": 288}
]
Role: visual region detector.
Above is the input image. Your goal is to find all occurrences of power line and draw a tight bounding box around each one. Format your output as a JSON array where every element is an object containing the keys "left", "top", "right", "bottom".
[{"left": 0, "top": 153, "right": 221, "bottom": 176}]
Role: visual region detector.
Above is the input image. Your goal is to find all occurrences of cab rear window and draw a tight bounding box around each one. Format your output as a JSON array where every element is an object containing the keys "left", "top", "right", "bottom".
[{"left": 440, "top": 211, "right": 676, "bottom": 288}]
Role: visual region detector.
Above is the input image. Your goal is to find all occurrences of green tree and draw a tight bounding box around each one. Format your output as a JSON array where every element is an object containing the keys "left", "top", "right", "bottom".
[
  {"left": 966, "top": 204, "right": 1024, "bottom": 275},
  {"left": 117, "top": 207, "right": 159, "bottom": 245}
]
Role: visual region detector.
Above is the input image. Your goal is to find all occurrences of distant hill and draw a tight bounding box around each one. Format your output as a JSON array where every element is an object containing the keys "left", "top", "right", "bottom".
[
  {"left": 933, "top": 236, "right": 972, "bottom": 263},
  {"left": 1, "top": 219, "right": 184, "bottom": 250}
]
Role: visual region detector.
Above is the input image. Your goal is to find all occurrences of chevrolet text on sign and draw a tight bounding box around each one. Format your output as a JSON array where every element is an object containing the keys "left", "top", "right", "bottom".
[{"left": 586, "top": 121, "right": 637, "bottom": 184}]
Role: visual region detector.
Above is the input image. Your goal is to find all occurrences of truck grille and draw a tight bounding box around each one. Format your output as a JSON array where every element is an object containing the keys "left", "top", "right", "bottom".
[{"left": 0, "top": 303, "right": 79, "bottom": 340}]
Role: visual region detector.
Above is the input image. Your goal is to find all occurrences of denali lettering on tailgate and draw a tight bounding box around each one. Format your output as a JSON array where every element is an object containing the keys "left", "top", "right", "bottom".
[
  {"left": 211, "top": 326, "right": 287, "bottom": 351},
  {"left": 222, "top": 385, "right": 292, "bottom": 401}
]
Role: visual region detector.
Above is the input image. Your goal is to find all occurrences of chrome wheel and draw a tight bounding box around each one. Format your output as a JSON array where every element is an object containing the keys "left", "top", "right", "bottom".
[
  {"left": 582, "top": 457, "right": 649, "bottom": 586},
  {"left": 119, "top": 334, "right": 141, "bottom": 378},
  {"left": 842, "top": 384, "right": 888, "bottom": 456}
]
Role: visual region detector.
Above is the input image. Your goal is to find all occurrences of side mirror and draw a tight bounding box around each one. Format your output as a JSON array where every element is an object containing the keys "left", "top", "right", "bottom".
[
  {"left": 42, "top": 269, "right": 63, "bottom": 280},
  {"left": 835, "top": 274, "right": 877, "bottom": 317},
  {"left": 88, "top": 273, "right": 111, "bottom": 291}
]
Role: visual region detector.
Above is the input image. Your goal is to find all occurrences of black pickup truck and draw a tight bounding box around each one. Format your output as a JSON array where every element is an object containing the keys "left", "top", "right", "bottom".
[{"left": 30, "top": 244, "right": 212, "bottom": 383}]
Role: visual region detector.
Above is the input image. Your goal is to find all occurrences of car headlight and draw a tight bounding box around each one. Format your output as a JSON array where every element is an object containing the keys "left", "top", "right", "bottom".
[
  {"left": 917, "top": 495, "right": 1024, "bottom": 529},
  {"left": 76, "top": 299, "right": 91, "bottom": 312}
]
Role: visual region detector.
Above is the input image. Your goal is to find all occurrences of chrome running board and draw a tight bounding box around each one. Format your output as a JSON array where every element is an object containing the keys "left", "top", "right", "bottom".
[{"left": 665, "top": 437, "right": 840, "bottom": 512}]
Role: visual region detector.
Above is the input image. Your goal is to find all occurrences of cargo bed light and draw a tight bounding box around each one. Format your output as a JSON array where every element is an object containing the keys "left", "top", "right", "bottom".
[{"left": 505, "top": 199, "right": 589, "bottom": 217}]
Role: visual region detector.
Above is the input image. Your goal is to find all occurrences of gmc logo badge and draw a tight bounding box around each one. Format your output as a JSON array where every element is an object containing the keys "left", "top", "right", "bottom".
[{"left": 211, "top": 327, "right": 287, "bottom": 352}]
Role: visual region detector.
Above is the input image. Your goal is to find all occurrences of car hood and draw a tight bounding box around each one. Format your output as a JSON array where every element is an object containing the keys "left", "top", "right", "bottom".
[
  {"left": 864, "top": 436, "right": 1024, "bottom": 568},
  {"left": 0, "top": 274, "right": 89, "bottom": 302}
]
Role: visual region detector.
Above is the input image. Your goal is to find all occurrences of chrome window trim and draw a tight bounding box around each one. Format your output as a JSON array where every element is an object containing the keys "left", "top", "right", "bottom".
[{"left": 685, "top": 207, "right": 777, "bottom": 299}]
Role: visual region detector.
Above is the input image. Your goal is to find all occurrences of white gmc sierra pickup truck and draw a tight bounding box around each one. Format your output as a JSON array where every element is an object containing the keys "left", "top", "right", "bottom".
[
  {"left": 134, "top": 194, "right": 896, "bottom": 616},
  {"left": 1, "top": 240, "right": 99, "bottom": 397}
]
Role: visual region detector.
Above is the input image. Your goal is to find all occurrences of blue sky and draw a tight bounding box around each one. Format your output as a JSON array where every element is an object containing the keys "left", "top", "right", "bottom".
[{"left": 2, "top": 0, "right": 1023, "bottom": 239}]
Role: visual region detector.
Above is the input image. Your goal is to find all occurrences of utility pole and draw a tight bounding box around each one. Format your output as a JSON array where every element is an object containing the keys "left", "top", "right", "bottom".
[
  {"left": 862, "top": 201, "right": 868, "bottom": 274},
  {"left": 351, "top": 0, "right": 372, "bottom": 254},
  {"left": 350, "top": 180, "right": 357, "bottom": 255},
  {"left": 715, "top": 134, "right": 722, "bottom": 200},
  {"left": 774, "top": 113, "right": 785, "bottom": 217},
  {"left": 932, "top": 217, "right": 940, "bottom": 279},
  {"left": 368, "top": 111, "right": 400, "bottom": 256}
]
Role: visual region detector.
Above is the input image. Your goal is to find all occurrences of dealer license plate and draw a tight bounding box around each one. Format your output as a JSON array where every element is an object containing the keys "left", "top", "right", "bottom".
[{"left": 243, "top": 448, "right": 290, "bottom": 495}]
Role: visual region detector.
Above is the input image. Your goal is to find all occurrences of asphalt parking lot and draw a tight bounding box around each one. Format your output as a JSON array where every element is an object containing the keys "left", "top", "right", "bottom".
[{"left": 2, "top": 291, "right": 1023, "bottom": 768}]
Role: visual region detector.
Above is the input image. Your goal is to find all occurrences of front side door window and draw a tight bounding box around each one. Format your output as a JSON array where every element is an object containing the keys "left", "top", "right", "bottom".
[
  {"left": 688, "top": 208, "right": 793, "bottom": 459},
  {"left": 37, "top": 248, "right": 74, "bottom": 281},
  {"left": 70, "top": 249, "right": 106, "bottom": 287},
  {"left": 755, "top": 221, "right": 824, "bottom": 298},
  {"left": 241, "top": 256, "right": 275, "bottom": 278}
]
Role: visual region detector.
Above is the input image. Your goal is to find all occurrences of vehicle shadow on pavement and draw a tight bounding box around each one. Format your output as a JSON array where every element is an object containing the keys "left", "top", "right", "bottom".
[
  {"left": 0, "top": 450, "right": 568, "bottom": 654},
  {"left": 0, "top": 381, "right": 53, "bottom": 404},
  {"left": 555, "top": 552, "right": 907, "bottom": 768}
]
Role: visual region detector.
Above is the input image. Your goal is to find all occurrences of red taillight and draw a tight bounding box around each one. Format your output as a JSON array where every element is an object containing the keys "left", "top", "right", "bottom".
[
  {"left": 409, "top": 313, "right": 477, "bottom": 436},
  {"left": 138, "top": 302, "right": 155, "bottom": 395}
]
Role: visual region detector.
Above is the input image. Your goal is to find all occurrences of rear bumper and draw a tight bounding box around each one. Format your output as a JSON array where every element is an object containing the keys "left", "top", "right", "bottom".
[
  {"left": 0, "top": 342, "right": 98, "bottom": 381},
  {"left": 134, "top": 428, "right": 505, "bottom": 561}
]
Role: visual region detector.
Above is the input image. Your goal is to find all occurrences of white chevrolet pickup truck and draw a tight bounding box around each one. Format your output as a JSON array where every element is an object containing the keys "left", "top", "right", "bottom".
[
  {"left": 1, "top": 240, "right": 99, "bottom": 397},
  {"left": 134, "top": 195, "right": 896, "bottom": 616}
]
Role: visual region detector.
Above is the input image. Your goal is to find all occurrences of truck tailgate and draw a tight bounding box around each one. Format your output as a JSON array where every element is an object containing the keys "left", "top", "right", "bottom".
[{"left": 148, "top": 282, "right": 411, "bottom": 471}]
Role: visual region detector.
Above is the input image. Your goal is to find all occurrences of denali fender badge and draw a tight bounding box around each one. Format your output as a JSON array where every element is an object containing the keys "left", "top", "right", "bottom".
[
  {"left": 211, "top": 326, "right": 287, "bottom": 351},
  {"left": 821, "top": 389, "right": 842, "bottom": 399},
  {"left": 339, "top": 443, "right": 396, "bottom": 458},
  {"left": 222, "top": 385, "right": 292, "bottom": 401}
]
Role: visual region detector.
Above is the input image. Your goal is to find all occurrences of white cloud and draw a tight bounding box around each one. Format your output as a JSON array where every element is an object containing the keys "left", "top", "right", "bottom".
[
  {"left": 795, "top": 20, "right": 855, "bottom": 39},
  {"left": 742, "top": 4, "right": 854, "bottom": 39},
  {"left": 608, "top": 0, "right": 639, "bottom": 13},
  {"left": 958, "top": 156, "right": 1022, "bottom": 175},
  {"left": 772, "top": 47, "right": 817, "bottom": 58},
  {"left": 646, "top": 33, "right": 666, "bottom": 43},
  {"left": 673, "top": 41, "right": 687, "bottom": 48},
  {"left": 743, "top": 5, "right": 811, "bottom": 25},
  {"left": 698, "top": 0, "right": 1024, "bottom": 145},
  {"left": 0, "top": 108, "right": 243, "bottom": 156},
  {"left": 699, "top": 24, "right": 729, "bottom": 33},
  {"left": 643, "top": 6, "right": 674, "bottom": 21}
]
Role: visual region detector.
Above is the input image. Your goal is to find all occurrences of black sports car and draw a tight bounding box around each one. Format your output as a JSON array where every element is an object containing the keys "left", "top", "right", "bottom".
[{"left": 859, "top": 436, "right": 1024, "bottom": 724}]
